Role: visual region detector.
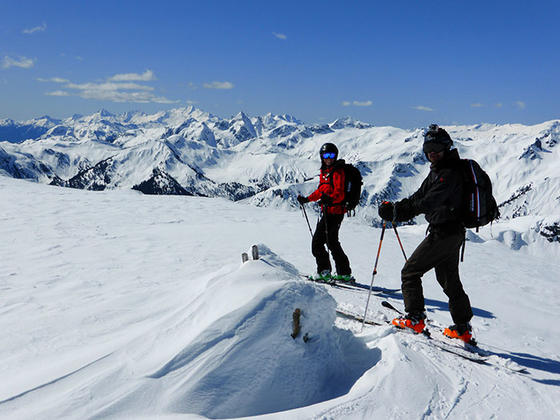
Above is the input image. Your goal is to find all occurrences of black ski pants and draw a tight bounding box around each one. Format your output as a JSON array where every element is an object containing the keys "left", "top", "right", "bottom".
[
  {"left": 312, "top": 213, "right": 351, "bottom": 275},
  {"left": 401, "top": 230, "right": 473, "bottom": 325}
]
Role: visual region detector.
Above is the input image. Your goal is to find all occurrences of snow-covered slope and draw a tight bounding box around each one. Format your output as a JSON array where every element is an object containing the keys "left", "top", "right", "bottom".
[
  {"left": 1, "top": 108, "right": 559, "bottom": 244},
  {"left": 0, "top": 177, "right": 558, "bottom": 419}
]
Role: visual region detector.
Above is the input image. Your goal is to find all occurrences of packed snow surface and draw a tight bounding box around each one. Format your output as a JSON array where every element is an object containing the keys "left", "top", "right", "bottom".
[{"left": 0, "top": 177, "right": 558, "bottom": 419}]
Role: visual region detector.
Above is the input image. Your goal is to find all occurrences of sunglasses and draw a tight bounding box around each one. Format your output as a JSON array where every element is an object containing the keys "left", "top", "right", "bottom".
[
  {"left": 322, "top": 152, "right": 336, "bottom": 159},
  {"left": 423, "top": 142, "right": 446, "bottom": 154}
]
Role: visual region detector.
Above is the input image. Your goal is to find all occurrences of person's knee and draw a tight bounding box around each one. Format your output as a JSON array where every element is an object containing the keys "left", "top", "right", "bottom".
[
  {"left": 311, "top": 243, "right": 324, "bottom": 257},
  {"left": 311, "top": 236, "right": 323, "bottom": 249},
  {"left": 401, "top": 261, "right": 416, "bottom": 277},
  {"left": 329, "top": 241, "right": 342, "bottom": 252},
  {"left": 447, "top": 287, "right": 467, "bottom": 301}
]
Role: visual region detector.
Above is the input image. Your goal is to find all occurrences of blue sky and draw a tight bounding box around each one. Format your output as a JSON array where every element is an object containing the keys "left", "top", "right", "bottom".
[{"left": 1, "top": 0, "right": 559, "bottom": 127}]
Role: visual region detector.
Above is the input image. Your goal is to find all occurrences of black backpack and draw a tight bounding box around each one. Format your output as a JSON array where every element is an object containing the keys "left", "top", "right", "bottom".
[
  {"left": 460, "top": 159, "right": 500, "bottom": 230},
  {"left": 333, "top": 160, "right": 363, "bottom": 214}
]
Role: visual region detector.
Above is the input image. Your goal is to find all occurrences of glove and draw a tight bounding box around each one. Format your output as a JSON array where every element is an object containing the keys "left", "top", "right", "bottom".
[
  {"left": 297, "top": 195, "right": 309, "bottom": 205},
  {"left": 394, "top": 198, "right": 416, "bottom": 221},
  {"left": 378, "top": 201, "right": 394, "bottom": 221},
  {"left": 319, "top": 194, "right": 333, "bottom": 206}
]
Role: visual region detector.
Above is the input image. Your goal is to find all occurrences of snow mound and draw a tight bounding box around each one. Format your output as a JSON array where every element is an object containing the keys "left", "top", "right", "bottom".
[
  {"left": 0, "top": 245, "right": 379, "bottom": 419},
  {"left": 134, "top": 247, "right": 380, "bottom": 418}
]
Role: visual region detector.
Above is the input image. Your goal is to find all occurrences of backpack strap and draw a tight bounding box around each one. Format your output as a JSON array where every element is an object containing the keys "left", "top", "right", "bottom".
[{"left": 325, "top": 164, "right": 346, "bottom": 208}]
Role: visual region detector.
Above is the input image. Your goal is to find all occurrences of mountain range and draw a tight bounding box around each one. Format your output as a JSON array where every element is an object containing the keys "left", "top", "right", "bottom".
[{"left": 1, "top": 107, "right": 558, "bottom": 244}]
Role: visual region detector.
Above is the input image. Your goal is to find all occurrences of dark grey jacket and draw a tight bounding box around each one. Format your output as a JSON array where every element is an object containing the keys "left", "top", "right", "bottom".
[{"left": 395, "top": 149, "right": 465, "bottom": 233}]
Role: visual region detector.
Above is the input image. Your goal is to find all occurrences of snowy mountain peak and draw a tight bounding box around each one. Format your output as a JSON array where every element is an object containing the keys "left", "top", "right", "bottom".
[
  {"left": 225, "top": 111, "right": 257, "bottom": 144},
  {"left": 233, "top": 111, "right": 249, "bottom": 120},
  {"left": 280, "top": 113, "right": 301, "bottom": 124},
  {"left": 329, "top": 116, "right": 372, "bottom": 130},
  {"left": 97, "top": 108, "right": 114, "bottom": 118}
]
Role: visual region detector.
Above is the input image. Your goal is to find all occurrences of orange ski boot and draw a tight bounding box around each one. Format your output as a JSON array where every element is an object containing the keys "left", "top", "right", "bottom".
[
  {"left": 443, "top": 323, "right": 474, "bottom": 344},
  {"left": 392, "top": 313, "right": 426, "bottom": 334}
]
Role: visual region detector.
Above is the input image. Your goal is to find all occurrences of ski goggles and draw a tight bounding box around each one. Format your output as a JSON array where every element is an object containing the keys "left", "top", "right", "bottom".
[
  {"left": 423, "top": 141, "right": 447, "bottom": 154},
  {"left": 322, "top": 152, "right": 336, "bottom": 159}
]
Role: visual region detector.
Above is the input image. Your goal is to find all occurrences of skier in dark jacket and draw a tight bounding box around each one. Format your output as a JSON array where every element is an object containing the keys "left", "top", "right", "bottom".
[
  {"left": 378, "top": 124, "right": 474, "bottom": 343},
  {"left": 297, "top": 143, "right": 353, "bottom": 283}
]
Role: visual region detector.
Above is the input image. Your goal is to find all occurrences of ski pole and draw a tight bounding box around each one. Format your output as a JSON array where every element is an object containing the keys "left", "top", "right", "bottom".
[
  {"left": 361, "top": 222, "right": 386, "bottom": 331},
  {"left": 322, "top": 203, "right": 331, "bottom": 253},
  {"left": 392, "top": 223, "right": 408, "bottom": 262},
  {"left": 300, "top": 203, "right": 313, "bottom": 238}
]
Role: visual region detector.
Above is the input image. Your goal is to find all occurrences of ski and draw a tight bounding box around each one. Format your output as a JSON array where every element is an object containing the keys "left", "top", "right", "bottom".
[
  {"left": 300, "top": 274, "right": 357, "bottom": 291},
  {"left": 300, "top": 274, "right": 399, "bottom": 295},
  {"left": 349, "top": 282, "right": 401, "bottom": 294},
  {"left": 335, "top": 308, "right": 489, "bottom": 364},
  {"left": 379, "top": 300, "right": 528, "bottom": 373},
  {"left": 335, "top": 309, "right": 386, "bottom": 326}
]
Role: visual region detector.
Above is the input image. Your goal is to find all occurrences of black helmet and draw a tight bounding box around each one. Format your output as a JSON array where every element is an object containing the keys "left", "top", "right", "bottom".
[
  {"left": 319, "top": 142, "right": 338, "bottom": 160},
  {"left": 423, "top": 124, "right": 453, "bottom": 154}
]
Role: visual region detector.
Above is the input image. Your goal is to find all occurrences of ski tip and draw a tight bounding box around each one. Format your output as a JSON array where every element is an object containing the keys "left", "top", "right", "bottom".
[{"left": 381, "top": 300, "right": 400, "bottom": 313}]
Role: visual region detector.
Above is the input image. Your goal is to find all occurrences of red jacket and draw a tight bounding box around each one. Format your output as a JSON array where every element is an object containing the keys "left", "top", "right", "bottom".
[{"left": 307, "top": 165, "right": 346, "bottom": 215}]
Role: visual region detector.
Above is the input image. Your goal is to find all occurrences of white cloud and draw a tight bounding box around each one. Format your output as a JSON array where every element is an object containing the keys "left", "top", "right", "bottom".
[
  {"left": 471, "top": 103, "right": 484, "bottom": 108},
  {"left": 412, "top": 105, "right": 434, "bottom": 112},
  {"left": 203, "top": 81, "right": 234, "bottom": 90},
  {"left": 22, "top": 22, "right": 47, "bottom": 35},
  {"left": 154, "top": 96, "right": 180, "bottom": 104},
  {"left": 78, "top": 89, "right": 177, "bottom": 103},
  {"left": 342, "top": 100, "right": 372, "bottom": 107},
  {"left": 495, "top": 102, "right": 503, "bottom": 108},
  {"left": 37, "top": 77, "right": 70, "bottom": 83},
  {"left": 273, "top": 32, "right": 287, "bottom": 40},
  {"left": 2, "top": 56, "right": 35, "bottom": 69},
  {"left": 45, "top": 90, "right": 70, "bottom": 96},
  {"left": 66, "top": 81, "right": 155, "bottom": 92},
  {"left": 40, "top": 72, "right": 178, "bottom": 104},
  {"left": 109, "top": 69, "right": 155, "bottom": 82},
  {"left": 515, "top": 100, "right": 526, "bottom": 109}
]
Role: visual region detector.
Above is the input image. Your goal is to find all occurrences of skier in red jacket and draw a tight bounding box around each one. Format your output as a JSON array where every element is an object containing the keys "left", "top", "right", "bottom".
[{"left": 297, "top": 143, "right": 353, "bottom": 282}]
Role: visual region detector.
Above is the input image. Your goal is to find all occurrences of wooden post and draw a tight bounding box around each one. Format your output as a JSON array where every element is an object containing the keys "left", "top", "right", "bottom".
[{"left": 291, "top": 308, "right": 301, "bottom": 339}]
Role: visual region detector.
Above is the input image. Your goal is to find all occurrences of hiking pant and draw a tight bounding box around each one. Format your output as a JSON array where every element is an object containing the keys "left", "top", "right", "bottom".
[
  {"left": 401, "top": 230, "right": 473, "bottom": 325},
  {"left": 312, "top": 213, "right": 351, "bottom": 275}
]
